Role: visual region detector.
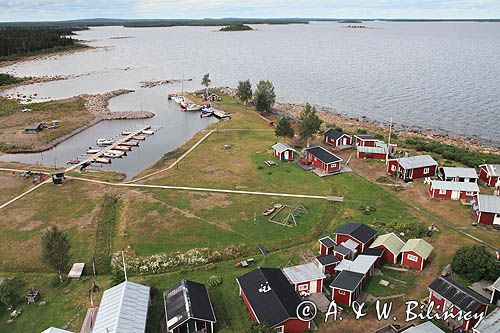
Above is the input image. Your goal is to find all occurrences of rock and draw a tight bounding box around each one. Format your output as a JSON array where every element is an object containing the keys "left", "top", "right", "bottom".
[
  {"left": 38, "top": 301, "right": 47, "bottom": 306},
  {"left": 441, "top": 264, "right": 453, "bottom": 277}
]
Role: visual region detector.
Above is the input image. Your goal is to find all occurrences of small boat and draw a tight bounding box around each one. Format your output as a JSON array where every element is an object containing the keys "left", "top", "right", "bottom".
[
  {"left": 114, "top": 145, "right": 131, "bottom": 151},
  {"left": 121, "top": 141, "right": 139, "bottom": 147},
  {"left": 108, "top": 149, "right": 126, "bottom": 156},
  {"left": 66, "top": 159, "right": 81, "bottom": 165},
  {"left": 94, "top": 157, "right": 111, "bottom": 164},
  {"left": 133, "top": 135, "right": 146, "bottom": 141},
  {"left": 142, "top": 130, "right": 154, "bottom": 135},
  {"left": 180, "top": 101, "right": 188, "bottom": 110},
  {"left": 103, "top": 152, "right": 121, "bottom": 158},
  {"left": 86, "top": 148, "right": 101, "bottom": 154},
  {"left": 96, "top": 138, "right": 114, "bottom": 146},
  {"left": 186, "top": 104, "right": 202, "bottom": 111},
  {"left": 213, "top": 109, "right": 231, "bottom": 119},
  {"left": 121, "top": 131, "right": 132, "bottom": 136}
]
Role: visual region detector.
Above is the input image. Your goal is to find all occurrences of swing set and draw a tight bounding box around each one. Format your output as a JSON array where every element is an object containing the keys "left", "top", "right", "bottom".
[{"left": 268, "top": 201, "right": 308, "bottom": 227}]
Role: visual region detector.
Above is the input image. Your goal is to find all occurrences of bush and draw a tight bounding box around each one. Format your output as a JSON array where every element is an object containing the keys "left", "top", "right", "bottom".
[
  {"left": 356, "top": 128, "right": 368, "bottom": 134},
  {"left": 451, "top": 245, "right": 500, "bottom": 282},
  {"left": 0, "top": 281, "right": 18, "bottom": 308},
  {"left": 207, "top": 275, "right": 223, "bottom": 288},
  {"left": 205, "top": 263, "right": 216, "bottom": 271},
  {"left": 246, "top": 323, "right": 272, "bottom": 333}
]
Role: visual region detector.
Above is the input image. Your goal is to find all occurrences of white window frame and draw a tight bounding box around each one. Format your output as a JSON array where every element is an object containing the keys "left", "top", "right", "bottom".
[
  {"left": 407, "top": 254, "right": 419, "bottom": 262},
  {"left": 338, "top": 289, "right": 345, "bottom": 295},
  {"left": 298, "top": 283, "right": 309, "bottom": 292},
  {"left": 423, "top": 167, "right": 430, "bottom": 174},
  {"left": 275, "top": 326, "right": 284, "bottom": 333},
  {"left": 465, "top": 191, "right": 474, "bottom": 195},
  {"left": 439, "top": 189, "right": 447, "bottom": 195},
  {"left": 391, "top": 165, "right": 396, "bottom": 171}
]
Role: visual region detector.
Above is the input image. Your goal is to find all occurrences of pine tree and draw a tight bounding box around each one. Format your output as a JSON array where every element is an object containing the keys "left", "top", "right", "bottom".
[
  {"left": 40, "top": 225, "right": 71, "bottom": 282},
  {"left": 201, "top": 73, "right": 211, "bottom": 97},
  {"left": 298, "top": 103, "right": 322, "bottom": 145},
  {"left": 275, "top": 117, "right": 294, "bottom": 140},
  {"left": 254, "top": 80, "right": 276, "bottom": 113},
  {"left": 236, "top": 79, "right": 253, "bottom": 105}
]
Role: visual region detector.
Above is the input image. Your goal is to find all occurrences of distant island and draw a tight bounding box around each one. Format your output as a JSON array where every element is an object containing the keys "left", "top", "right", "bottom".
[
  {"left": 219, "top": 24, "right": 253, "bottom": 32},
  {"left": 338, "top": 20, "right": 363, "bottom": 23}
]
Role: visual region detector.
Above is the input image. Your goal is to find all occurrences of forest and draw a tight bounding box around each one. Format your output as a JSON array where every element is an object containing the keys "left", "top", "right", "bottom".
[{"left": 0, "top": 28, "right": 84, "bottom": 60}]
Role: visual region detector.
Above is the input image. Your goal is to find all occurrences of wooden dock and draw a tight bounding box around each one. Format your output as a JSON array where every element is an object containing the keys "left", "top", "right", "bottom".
[{"left": 66, "top": 125, "right": 151, "bottom": 172}]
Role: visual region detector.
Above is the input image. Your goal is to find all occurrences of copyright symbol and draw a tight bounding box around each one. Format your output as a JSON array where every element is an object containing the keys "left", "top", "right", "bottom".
[{"left": 297, "top": 301, "right": 317, "bottom": 322}]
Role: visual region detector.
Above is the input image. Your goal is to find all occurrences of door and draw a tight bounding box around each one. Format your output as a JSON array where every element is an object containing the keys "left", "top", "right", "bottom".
[
  {"left": 342, "top": 137, "right": 348, "bottom": 145},
  {"left": 451, "top": 191, "right": 460, "bottom": 200}
]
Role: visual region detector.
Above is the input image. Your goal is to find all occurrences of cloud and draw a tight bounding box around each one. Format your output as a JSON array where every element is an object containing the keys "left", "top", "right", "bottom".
[{"left": 0, "top": 0, "right": 499, "bottom": 21}]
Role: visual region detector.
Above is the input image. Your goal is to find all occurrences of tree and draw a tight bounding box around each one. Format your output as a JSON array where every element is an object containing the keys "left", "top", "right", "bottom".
[
  {"left": 254, "top": 80, "right": 276, "bottom": 113},
  {"left": 40, "top": 225, "right": 71, "bottom": 282},
  {"left": 236, "top": 79, "right": 253, "bottom": 105},
  {"left": 275, "top": 117, "right": 294, "bottom": 140},
  {"left": 298, "top": 103, "right": 322, "bottom": 145},
  {"left": 201, "top": 73, "right": 211, "bottom": 97},
  {"left": 451, "top": 245, "right": 500, "bottom": 282},
  {"left": 0, "top": 282, "right": 17, "bottom": 308}
]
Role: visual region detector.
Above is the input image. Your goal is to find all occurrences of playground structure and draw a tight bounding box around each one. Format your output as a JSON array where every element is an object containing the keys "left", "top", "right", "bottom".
[{"left": 268, "top": 201, "right": 308, "bottom": 227}]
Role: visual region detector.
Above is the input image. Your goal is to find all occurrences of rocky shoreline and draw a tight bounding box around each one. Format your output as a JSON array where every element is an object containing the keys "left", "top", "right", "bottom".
[
  {"left": 81, "top": 89, "right": 155, "bottom": 120},
  {"left": 216, "top": 86, "right": 499, "bottom": 154}
]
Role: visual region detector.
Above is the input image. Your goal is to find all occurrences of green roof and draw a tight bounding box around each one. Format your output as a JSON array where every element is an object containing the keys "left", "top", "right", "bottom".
[
  {"left": 401, "top": 239, "right": 433, "bottom": 259},
  {"left": 370, "top": 233, "right": 404, "bottom": 255}
]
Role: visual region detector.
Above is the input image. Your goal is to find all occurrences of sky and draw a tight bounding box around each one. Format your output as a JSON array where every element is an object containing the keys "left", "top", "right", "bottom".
[{"left": 1, "top": 0, "right": 499, "bottom": 22}]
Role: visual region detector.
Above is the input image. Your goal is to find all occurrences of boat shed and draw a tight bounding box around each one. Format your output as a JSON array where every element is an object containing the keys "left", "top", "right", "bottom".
[
  {"left": 164, "top": 279, "right": 216, "bottom": 333},
  {"left": 400, "top": 239, "right": 433, "bottom": 271},
  {"left": 329, "top": 270, "right": 364, "bottom": 306},
  {"left": 439, "top": 167, "right": 478, "bottom": 183},
  {"left": 387, "top": 155, "right": 438, "bottom": 181},
  {"left": 93, "top": 281, "right": 150, "bottom": 333},
  {"left": 323, "top": 128, "right": 352, "bottom": 147},
  {"left": 25, "top": 123, "right": 43, "bottom": 133},
  {"left": 479, "top": 164, "right": 500, "bottom": 187},
  {"left": 272, "top": 142, "right": 297, "bottom": 161},
  {"left": 334, "top": 222, "right": 377, "bottom": 252},
  {"left": 472, "top": 194, "right": 500, "bottom": 227},
  {"left": 282, "top": 262, "right": 326, "bottom": 295},
  {"left": 356, "top": 146, "right": 387, "bottom": 160},
  {"left": 236, "top": 267, "right": 310, "bottom": 333},
  {"left": 428, "top": 276, "right": 489, "bottom": 331},
  {"left": 369, "top": 233, "right": 405, "bottom": 264}
]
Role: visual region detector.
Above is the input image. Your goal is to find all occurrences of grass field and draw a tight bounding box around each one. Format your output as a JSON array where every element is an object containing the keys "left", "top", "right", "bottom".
[
  {"left": 0, "top": 92, "right": 498, "bottom": 332},
  {"left": 0, "top": 96, "right": 94, "bottom": 153}
]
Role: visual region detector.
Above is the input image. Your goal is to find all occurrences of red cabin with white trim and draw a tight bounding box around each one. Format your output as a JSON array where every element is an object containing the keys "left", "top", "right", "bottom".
[
  {"left": 303, "top": 146, "right": 342, "bottom": 174},
  {"left": 400, "top": 239, "right": 433, "bottom": 271},
  {"left": 272, "top": 142, "right": 297, "bottom": 161},
  {"left": 334, "top": 222, "right": 377, "bottom": 253},
  {"left": 479, "top": 164, "right": 500, "bottom": 187},
  {"left": 471, "top": 194, "right": 500, "bottom": 228},
  {"left": 323, "top": 129, "right": 352, "bottom": 148},
  {"left": 329, "top": 270, "right": 364, "bottom": 306},
  {"left": 282, "top": 262, "right": 326, "bottom": 296},
  {"left": 318, "top": 236, "right": 335, "bottom": 256},
  {"left": 387, "top": 155, "right": 438, "bottom": 181},
  {"left": 354, "top": 135, "right": 378, "bottom": 147},
  {"left": 428, "top": 181, "right": 480, "bottom": 201}
]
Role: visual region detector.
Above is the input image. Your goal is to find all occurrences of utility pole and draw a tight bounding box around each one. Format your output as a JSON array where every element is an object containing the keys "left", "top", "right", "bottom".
[
  {"left": 121, "top": 251, "right": 128, "bottom": 281},
  {"left": 386, "top": 117, "right": 393, "bottom": 165}
]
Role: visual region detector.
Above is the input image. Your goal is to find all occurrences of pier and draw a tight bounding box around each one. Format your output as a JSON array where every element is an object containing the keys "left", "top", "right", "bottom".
[{"left": 66, "top": 125, "right": 152, "bottom": 172}]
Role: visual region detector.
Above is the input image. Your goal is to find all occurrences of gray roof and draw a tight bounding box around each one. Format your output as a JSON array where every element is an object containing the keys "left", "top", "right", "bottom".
[
  {"left": 282, "top": 262, "right": 326, "bottom": 284},
  {"left": 474, "top": 308, "right": 500, "bottom": 333},
  {"left": 356, "top": 146, "right": 386, "bottom": 154},
  {"left": 430, "top": 181, "right": 480, "bottom": 192},
  {"left": 397, "top": 155, "right": 438, "bottom": 170},
  {"left": 478, "top": 194, "right": 500, "bottom": 214},
  {"left": 401, "top": 321, "right": 445, "bottom": 333},
  {"left": 481, "top": 164, "right": 500, "bottom": 177},
  {"left": 492, "top": 276, "right": 500, "bottom": 291},
  {"left": 272, "top": 142, "right": 296, "bottom": 154},
  {"left": 334, "top": 255, "right": 378, "bottom": 275},
  {"left": 354, "top": 135, "right": 377, "bottom": 141},
  {"left": 441, "top": 167, "right": 478, "bottom": 179},
  {"left": 93, "top": 281, "right": 150, "bottom": 333}
]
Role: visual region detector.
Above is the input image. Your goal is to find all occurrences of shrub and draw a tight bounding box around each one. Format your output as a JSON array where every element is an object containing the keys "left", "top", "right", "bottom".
[
  {"left": 0, "top": 281, "right": 18, "bottom": 308},
  {"left": 205, "top": 263, "right": 216, "bottom": 271},
  {"left": 207, "top": 275, "right": 223, "bottom": 288},
  {"left": 451, "top": 245, "right": 500, "bottom": 282}
]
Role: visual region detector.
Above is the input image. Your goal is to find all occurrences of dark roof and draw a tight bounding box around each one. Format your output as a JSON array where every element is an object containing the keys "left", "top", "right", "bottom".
[
  {"left": 236, "top": 268, "right": 302, "bottom": 327},
  {"left": 319, "top": 236, "right": 336, "bottom": 248},
  {"left": 25, "top": 123, "right": 43, "bottom": 130},
  {"left": 355, "top": 135, "right": 377, "bottom": 141},
  {"left": 329, "top": 270, "right": 364, "bottom": 291},
  {"left": 333, "top": 244, "right": 352, "bottom": 256},
  {"left": 304, "top": 146, "right": 342, "bottom": 164},
  {"left": 164, "top": 280, "right": 216, "bottom": 331},
  {"left": 428, "top": 276, "right": 489, "bottom": 313},
  {"left": 324, "top": 128, "right": 348, "bottom": 141},
  {"left": 334, "top": 223, "right": 377, "bottom": 244},
  {"left": 316, "top": 254, "right": 340, "bottom": 266},
  {"left": 363, "top": 247, "right": 385, "bottom": 257}
]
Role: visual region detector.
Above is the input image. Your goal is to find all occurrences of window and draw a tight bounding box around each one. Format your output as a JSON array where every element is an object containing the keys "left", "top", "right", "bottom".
[
  {"left": 275, "top": 326, "right": 284, "bottom": 333},
  {"left": 338, "top": 290, "right": 345, "bottom": 295},
  {"left": 391, "top": 165, "right": 396, "bottom": 171},
  {"left": 298, "top": 284, "right": 309, "bottom": 291},
  {"left": 407, "top": 254, "right": 419, "bottom": 262},
  {"left": 466, "top": 191, "right": 474, "bottom": 195},
  {"left": 423, "top": 167, "right": 430, "bottom": 174},
  {"left": 439, "top": 189, "right": 447, "bottom": 195}
]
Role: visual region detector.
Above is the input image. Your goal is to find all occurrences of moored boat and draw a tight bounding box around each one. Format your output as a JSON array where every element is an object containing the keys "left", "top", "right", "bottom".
[
  {"left": 86, "top": 148, "right": 101, "bottom": 154},
  {"left": 142, "top": 130, "right": 154, "bottom": 135},
  {"left": 94, "top": 157, "right": 111, "bottom": 164},
  {"left": 96, "top": 138, "right": 114, "bottom": 146},
  {"left": 114, "top": 145, "right": 131, "bottom": 151},
  {"left": 121, "top": 141, "right": 139, "bottom": 147},
  {"left": 66, "top": 159, "right": 81, "bottom": 165},
  {"left": 133, "top": 135, "right": 146, "bottom": 141}
]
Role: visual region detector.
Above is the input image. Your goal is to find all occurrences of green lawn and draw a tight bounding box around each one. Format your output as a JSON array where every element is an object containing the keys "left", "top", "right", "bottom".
[{"left": 364, "top": 267, "right": 417, "bottom": 297}]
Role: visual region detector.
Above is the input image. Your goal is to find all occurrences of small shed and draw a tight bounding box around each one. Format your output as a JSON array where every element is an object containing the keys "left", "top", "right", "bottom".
[
  {"left": 400, "top": 239, "right": 433, "bottom": 271},
  {"left": 51, "top": 170, "right": 65, "bottom": 185},
  {"left": 271, "top": 142, "right": 297, "bottom": 161},
  {"left": 282, "top": 262, "right": 326, "bottom": 296},
  {"left": 329, "top": 270, "right": 364, "bottom": 306},
  {"left": 369, "top": 233, "right": 405, "bottom": 264},
  {"left": 25, "top": 123, "right": 44, "bottom": 133},
  {"left": 356, "top": 146, "right": 387, "bottom": 160},
  {"left": 314, "top": 254, "right": 340, "bottom": 275},
  {"left": 323, "top": 129, "right": 352, "bottom": 147},
  {"left": 68, "top": 263, "right": 85, "bottom": 279},
  {"left": 354, "top": 135, "right": 378, "bottom": 147},
  {"left": 362, "top": 247, "right": 385, "bottom": 267},
  {"left": 334, "top": 254, "right": 378, "bottom": 280},
  {"left": 318, "top": 236, "right": 335, "bottom": 256}
]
